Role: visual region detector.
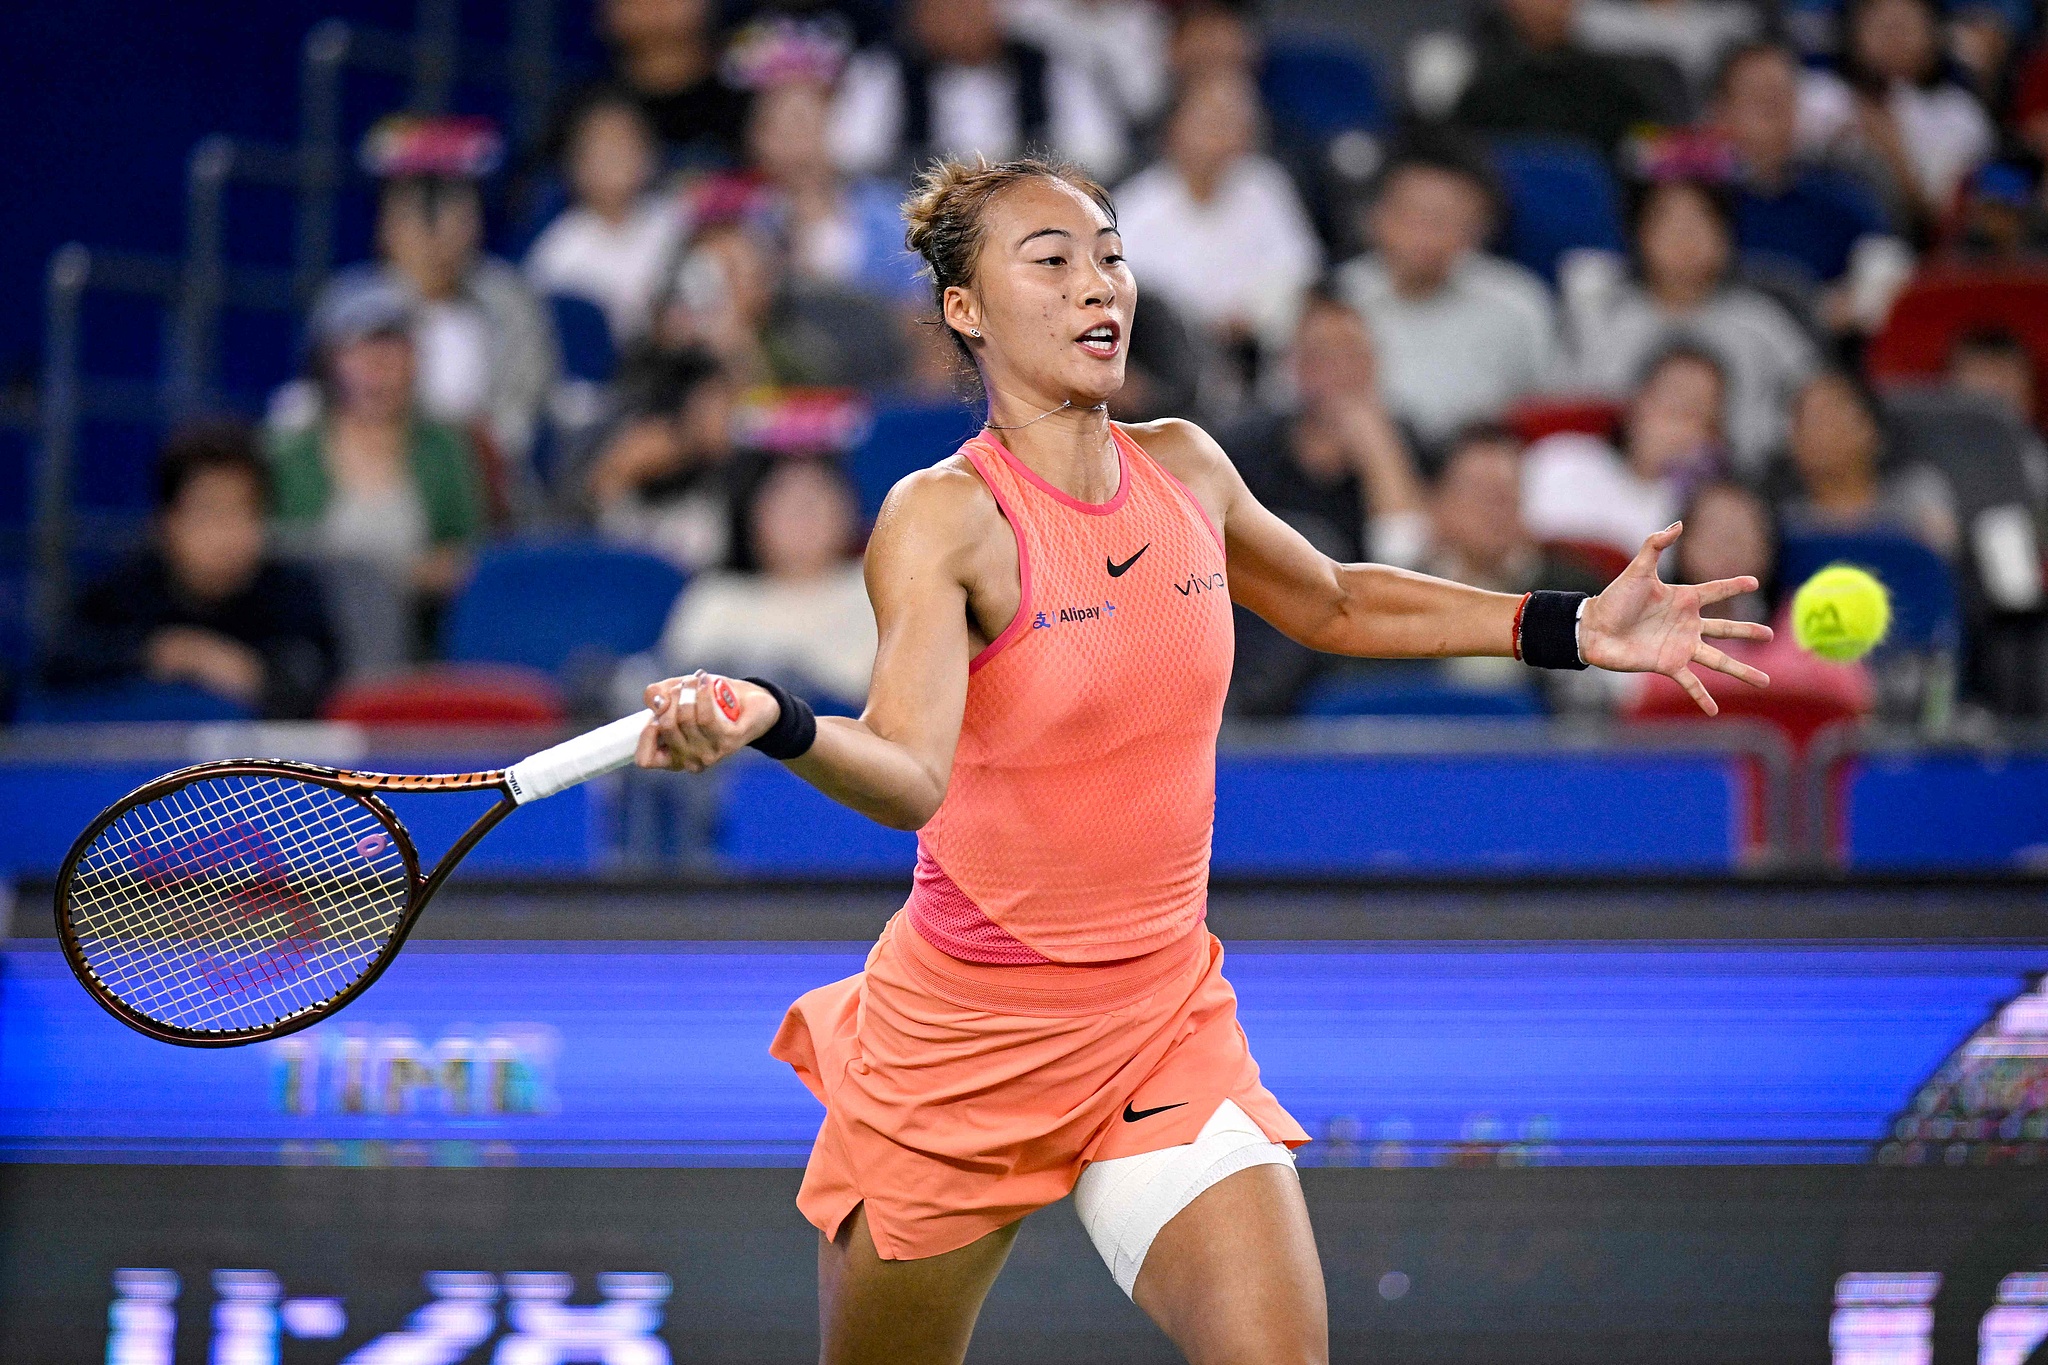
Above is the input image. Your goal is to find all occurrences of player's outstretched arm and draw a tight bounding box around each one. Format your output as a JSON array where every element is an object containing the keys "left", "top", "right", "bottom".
[
  {"left": 633, "top": 465, "right": 985, "bottom": 829},
  {"left": 1133, "top": 419, "right": 1773, "bottom": 715}
]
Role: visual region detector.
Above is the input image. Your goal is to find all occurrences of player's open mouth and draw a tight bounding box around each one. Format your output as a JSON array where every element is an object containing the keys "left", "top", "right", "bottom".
[{"left": 1075, "top": 323, "right": 1120, "bottom": 358}]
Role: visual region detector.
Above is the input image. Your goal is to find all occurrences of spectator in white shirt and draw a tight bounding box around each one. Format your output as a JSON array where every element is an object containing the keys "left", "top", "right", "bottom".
[
  {"left": 1797, "top": 0, "right": 1995, "bottom": 232},
  {"left": 1002, "top": 0, "right": 1171, "bottom": 135},
  {"left": 1115, "top": 70, "right": 1322, "bottom": 362},
  {"left": 1525, "top": 342, "right": 1728, "bottom": 554},
  {"left": 655, "top": 456, "right": 877, "bottom": 708},
  {"left": 1332, "top": 139, "right": 1560, "bottom": 449},
  {"left": 830, "top": 0, "right": 1130, "bottom": 180},
  {"left": 525, "top": 93, "right": 686, "bottom": 345},
  {"left": 1573, "top": 177, "right": 1817, "bottom": 473},
  {"left": 1574, "top": 0, "right": 1759, "bottom": 96}
]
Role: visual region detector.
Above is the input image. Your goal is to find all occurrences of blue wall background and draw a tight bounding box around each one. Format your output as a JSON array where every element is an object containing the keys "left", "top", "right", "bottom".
[{"left": 0, "top": 0, "right": 605, "bottom": 389}]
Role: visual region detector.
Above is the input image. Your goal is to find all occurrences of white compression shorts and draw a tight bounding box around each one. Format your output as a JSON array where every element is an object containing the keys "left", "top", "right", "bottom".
[{"left": 1071, "top": 1099, "right": 1298, "bottom": 1298}]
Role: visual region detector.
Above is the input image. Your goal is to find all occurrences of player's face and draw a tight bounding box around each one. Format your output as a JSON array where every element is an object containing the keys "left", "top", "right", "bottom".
[{"left": 951, "top": 178, "right": 1135, "bottom": 410}]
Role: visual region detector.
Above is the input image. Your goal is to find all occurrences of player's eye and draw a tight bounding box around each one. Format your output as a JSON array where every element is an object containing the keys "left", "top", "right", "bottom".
[
  {"left": 1103, "top": 254, "right": 1126, "bottom": 266},
  {"left": 1037, "top": 255, "right": 1066, "bottom": 267}
]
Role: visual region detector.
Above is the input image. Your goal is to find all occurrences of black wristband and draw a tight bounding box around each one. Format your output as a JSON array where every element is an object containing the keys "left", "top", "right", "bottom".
[
  {"left": 743, "top": 677, "right": 818, "bottom": 760},
  {"left": 1520, "top": 591, "right": 1589, "bottom": 671}
]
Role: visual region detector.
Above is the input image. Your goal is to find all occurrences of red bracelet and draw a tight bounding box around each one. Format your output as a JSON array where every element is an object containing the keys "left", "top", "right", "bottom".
[{"left": 1510, "top": 591, "right": 1532, "bottom": 662}]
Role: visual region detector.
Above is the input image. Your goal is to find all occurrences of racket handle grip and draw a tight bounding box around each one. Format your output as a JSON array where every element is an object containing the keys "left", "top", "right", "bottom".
[{"left": 503, "top": 692, "right": 691, "bottom": 804}]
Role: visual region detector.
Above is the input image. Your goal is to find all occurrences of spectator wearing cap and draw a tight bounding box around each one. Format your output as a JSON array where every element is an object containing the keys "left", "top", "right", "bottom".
[
  {"left": 1571, "top": 177, "right": 1817, "bottom": 473},
  {"left": 1712, "top": 41, "right": 1904, "bottom": 327},
  {"left": 1797, "top": 0, "right": 1994, "bottom": 233},
  {"left": 829, "top": 0, "right": 1130, "bottom": 180},
  {"left": 1115, "top": 70, "right": 1323, "bottom": 367},
  {"left": 1779, "top": 368, "right": 1959, "bottom": 555},
  {"left": 1525, "top": 342, "right": 1728, "bottom": 555},
  {"left": 581, "top": 346, "right": 745, "bottom": 571},
  {"left": 269, "top": 283, "right": 485, "bottom": 647},
  {"left": 1331, "top": 139, "right": 1560, "bottom": 449},
  {"left": 1950, "top": 161, "right": 2048, "bottom": 264},
  {"left": 1453, "top": 0, "right": 1662, "bottom": 158},
  {"left": 525, "top": 93, "right": 687, "bottom": 345},
  {"left": 575, "top": 0, "right": 753, "bottom": 167},
  {"left": 298, "top": 116, "right": 558, "bottom": 486},
  {"left": 44, "top": 424, "right": 339, "bottom": 719}
]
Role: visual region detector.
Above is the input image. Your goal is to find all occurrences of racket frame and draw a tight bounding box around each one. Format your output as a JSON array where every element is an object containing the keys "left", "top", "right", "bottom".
[{"left": 53, "top": 757, "right": 516, "bottom": 1048}]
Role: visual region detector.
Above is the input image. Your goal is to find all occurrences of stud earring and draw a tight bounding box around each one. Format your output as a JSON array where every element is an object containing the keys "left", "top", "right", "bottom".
[{"left": 969, "top": 328, "right": 981, "bottom": 338}]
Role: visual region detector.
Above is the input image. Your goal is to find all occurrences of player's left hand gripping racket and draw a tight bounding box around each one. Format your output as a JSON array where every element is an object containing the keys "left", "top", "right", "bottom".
[{"left": 54, "top": 689, "right": 723, "bottom": 1047}]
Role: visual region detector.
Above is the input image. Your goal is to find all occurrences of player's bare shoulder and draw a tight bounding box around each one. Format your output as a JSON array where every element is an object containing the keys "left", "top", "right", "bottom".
[
  {"left": 864, "top": 451, "right": 1012, "bottom": 591},
  {"left": 1116, "top": 418, "right": 1239, "bottom": 532}
]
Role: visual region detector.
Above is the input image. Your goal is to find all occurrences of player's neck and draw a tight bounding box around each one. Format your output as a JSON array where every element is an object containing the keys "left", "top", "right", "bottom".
[{"left": 986, "top": 394, "right": 1118, "bottom": 504}]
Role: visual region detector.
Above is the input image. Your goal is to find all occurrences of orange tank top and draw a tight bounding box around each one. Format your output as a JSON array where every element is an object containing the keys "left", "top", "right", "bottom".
[{"left": 908, "top": 425, "right": 1234, "bottom": 964}]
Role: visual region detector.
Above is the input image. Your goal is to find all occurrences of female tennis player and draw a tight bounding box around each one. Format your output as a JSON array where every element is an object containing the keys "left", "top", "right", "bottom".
[{"left": 634, "top": 155, "right": 1771, "bottom": 1365}]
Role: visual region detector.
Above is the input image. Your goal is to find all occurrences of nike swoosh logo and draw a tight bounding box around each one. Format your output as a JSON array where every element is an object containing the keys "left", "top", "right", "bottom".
[
  {"left": 1107, "top": 544, "right": 1149, "bottom": 577},
  {"left": 1122, "top": 1100, "right": 1188, "bottom": 1123}
]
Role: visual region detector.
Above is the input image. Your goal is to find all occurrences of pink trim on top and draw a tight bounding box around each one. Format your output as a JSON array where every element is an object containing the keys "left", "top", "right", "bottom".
[
  {"left": 961, "top": 441, "right": 1035, "bottom": 674},
  {"left": 981, "top": 429, "right": 1130, "bottom": 515},
  {"left": 905, "top": 845, "right": 1051, "bottom": 964},
  {"left": 1113, "top": 425, "right": 1226, "bottom": 554}
]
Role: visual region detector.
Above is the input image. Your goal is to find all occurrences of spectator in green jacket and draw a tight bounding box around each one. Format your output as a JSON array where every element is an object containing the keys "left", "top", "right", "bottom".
[{"left": 269, "top": 281, "right": 484, "bottom": 652}]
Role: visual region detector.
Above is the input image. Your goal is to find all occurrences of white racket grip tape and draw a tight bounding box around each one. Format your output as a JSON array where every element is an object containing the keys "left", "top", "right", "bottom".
[{"left": 503, "top": 691, "right": 691, "bottom": 804}]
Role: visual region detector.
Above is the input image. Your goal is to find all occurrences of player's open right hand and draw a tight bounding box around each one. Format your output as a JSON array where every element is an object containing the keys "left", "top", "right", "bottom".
[{"left": 636, "top": 671, "right": 780, "bottom": 773}]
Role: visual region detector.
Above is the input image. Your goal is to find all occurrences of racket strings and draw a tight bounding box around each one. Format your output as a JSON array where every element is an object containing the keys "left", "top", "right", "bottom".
[{"left": 65, "top": 774, "right": 411, "bottom": 1035}]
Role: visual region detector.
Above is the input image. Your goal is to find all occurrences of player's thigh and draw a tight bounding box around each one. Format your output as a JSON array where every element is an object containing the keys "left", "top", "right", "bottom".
[
  {"left": 817, "top": 1203, "right": 1022, "bottom": 1365},
  {"left": 1130, "top": 1163, "right": 1328, "bottom": 1365}
]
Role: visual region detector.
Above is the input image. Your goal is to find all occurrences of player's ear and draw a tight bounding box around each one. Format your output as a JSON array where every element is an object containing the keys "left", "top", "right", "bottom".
[{"left": 942, "top": 286, "right": 982, "bottom": 345}]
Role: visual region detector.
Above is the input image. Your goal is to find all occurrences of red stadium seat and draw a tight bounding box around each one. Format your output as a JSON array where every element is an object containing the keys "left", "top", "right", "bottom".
[
  {"left": 1506, "top": 396, "right": 1623, "bottom": 446},
  {"left": 1623, "top": 632, "right": 1874, "bottom": 754},
  {"left": 320, "top": 665, "right": 568, "bottom": 728},
  {"left": 1543, "top": 538, "right": 1634, "bottom": 585},
  {"left": 1866, "top": 269, "right": 2048, "bottom": 401}
]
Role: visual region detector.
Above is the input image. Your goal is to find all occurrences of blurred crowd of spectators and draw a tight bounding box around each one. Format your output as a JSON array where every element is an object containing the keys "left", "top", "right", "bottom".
[{"left": 42, "top": 0, "right": 2048, "bottom": 731}]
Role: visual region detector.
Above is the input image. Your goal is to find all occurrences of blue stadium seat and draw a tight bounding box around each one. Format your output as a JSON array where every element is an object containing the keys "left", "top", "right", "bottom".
[
  {"left": 1261, "top": 40, "right": 1385, "bottom": 137},
  {"left": 547, "top": 292, "right": 618, "bottom": 384},
  {"left": 1777, "top": 532, "right": 1962, "bottom": 654},
  {"left": 17, "top": 681, "right": 255, "bottom": 724},
  {"left": 442, "top": 540, "right": 686, "bottom": 677},
  {"left": 848, "top": 400, "right": 981, "bottom": 520},
  {"left": 1488, "top": 138, "right": 1627, "bottom": 283},
  {"left": 1298, "top": 673, "right": 1545, "bottom": 718}
]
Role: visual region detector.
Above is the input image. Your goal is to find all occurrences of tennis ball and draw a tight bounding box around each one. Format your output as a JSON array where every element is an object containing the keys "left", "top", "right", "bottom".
[{"left": 1792, "top": 564, "right": 1891, "bottom": 662}]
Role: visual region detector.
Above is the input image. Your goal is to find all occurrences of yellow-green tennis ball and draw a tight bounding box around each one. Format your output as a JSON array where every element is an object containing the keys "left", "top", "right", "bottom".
[{"left": 1792, "top": 564, "right": 1892, "bottom": 662}]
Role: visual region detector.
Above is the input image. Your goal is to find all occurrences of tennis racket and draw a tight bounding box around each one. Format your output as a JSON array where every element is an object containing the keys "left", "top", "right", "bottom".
[{"left": 54, "top": 683, "right": 731, "bottom": 1047}]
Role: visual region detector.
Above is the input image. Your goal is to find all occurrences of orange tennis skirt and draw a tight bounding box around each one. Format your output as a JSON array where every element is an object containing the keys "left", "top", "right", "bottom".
[{"left": 769, "top": 912, "right": 1309, "bottom": 1261}]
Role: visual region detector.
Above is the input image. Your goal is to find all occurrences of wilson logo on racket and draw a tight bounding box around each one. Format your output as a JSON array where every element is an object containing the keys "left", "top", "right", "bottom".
[
  {"left": 127, "top": 826, "right": 327, "bottom": 999},
  {"left": 58, "top": 702, "right": 674, "bottom": 1045}
]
